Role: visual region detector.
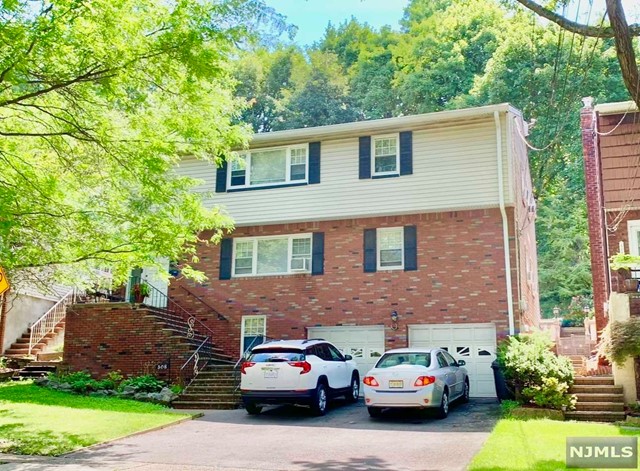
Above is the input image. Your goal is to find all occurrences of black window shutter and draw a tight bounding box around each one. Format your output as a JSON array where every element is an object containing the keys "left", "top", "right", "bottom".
[
  {"left": 309, "top": 142, "right": 321, "bottom": 184},
  {"left": 404, "top": 225, "right": 417, "bottom": 271},
  {"left": 312, "top": 232, "right": 324, "bottom": 275},
  {"left": 359, "top": 136, "right": 371, "bottom": 179},
  {"left": 363, "top": 228, "right": 377, "bottom": 272},
  {"left": 219, "top": 238, "right": 233, "bottom": 280},
  {"left": 400, "top": 131, "right": 413, "bottom": 176},
  {"left": 215, "top": 159, "right": 228, "bottom": 193}
]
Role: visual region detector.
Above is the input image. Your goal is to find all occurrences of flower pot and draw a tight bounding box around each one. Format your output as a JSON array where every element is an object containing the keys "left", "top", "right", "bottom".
[
  {"left": 134, "top": 293, "right": 145, "bottom": 303},
  {"left": 624, "top": 278, "right": 639, "bottom": 292}
]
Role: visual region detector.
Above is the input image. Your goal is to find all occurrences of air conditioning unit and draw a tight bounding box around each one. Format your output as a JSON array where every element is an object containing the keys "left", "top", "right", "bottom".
[{"left": 291, "top": 258, "right": 310, "bottom": 271}]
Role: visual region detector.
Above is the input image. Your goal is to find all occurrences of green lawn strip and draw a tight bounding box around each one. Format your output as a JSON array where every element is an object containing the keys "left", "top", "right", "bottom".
[
  {"left": 469, "top": 418, "right": 640, "bottom": 471},
  {"left": 0, "top": 382, "right": 192, "bottom": 456}
]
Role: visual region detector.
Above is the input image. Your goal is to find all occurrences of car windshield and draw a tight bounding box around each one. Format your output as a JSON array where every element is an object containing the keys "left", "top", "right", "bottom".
[
  {"left": 375, "top": 353, "right": 431, "bottom": 368},
  {"left": 248, "top": 348, "right": 305, "bottom": 362}
]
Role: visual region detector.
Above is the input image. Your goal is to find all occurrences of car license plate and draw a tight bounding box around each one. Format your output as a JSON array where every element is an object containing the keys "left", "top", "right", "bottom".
[
  {"left": 264, "top": 369, "right": 278, "bottom": 379},
  {"left": 388, "top": 380, "right": 403, "bottom": 388}
]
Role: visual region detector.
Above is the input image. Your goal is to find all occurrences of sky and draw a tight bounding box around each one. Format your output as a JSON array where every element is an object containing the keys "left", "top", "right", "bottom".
[
  {"left": 264, "top": 0, "right": 410, "bottom": 47},
  {"left": 265, "top": 0, "right": 640, "bottom": 47}
]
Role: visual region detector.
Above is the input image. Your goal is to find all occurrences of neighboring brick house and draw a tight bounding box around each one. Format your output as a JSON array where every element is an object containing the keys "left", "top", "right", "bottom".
[
  {"left": 160, "top": 103, "right": 540, "bottom": 398},
  {"left": 580, "top": 99, "right": 640, "bottom": 332}
]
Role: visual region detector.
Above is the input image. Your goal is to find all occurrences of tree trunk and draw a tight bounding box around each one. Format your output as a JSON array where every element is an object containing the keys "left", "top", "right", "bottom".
[{"left": 606, "top": 0, "right": 640, "bottom": 108}]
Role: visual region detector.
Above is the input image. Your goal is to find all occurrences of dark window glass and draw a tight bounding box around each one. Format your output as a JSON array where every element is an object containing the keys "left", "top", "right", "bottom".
[{"left": 248, "top": 349, "right": 305, "bottom": 362}]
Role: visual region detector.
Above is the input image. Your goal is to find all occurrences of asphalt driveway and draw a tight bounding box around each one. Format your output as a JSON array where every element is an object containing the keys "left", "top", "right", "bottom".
[{"left": 0, "top": 398, "right": 499, "bottom": 471}]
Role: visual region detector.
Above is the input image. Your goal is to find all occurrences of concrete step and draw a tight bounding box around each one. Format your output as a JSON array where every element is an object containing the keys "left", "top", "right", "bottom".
[
  {"left": 574, "top": 376, "right": 615, "bottom": 386},
  {"left": 172, "top": 400, "right": 240, "bottom": 410},
  {"left": 565, "top": 411, "right": 626, "bottom": 422},
  {"left": 574, "top": 402, "right": 625, "bottom": 412},
  {"left": 177, "top": 393, "right": 239, "bottom": 401},
  {"left": 570, "top": 385, "right": 623, "bottom": 394},
  {"left": 574, "top": 393, "right": 625, "bottom": 403}
]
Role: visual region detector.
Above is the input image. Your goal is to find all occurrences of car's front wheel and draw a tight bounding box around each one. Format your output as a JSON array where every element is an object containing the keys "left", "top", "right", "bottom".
[
  {"left": 310, "top": 383, "right": 328, "bottom": 416},
  {"left": 245, "top": 402, "right": 262, "bottom": 415},
  {"left": 436, "top": 390, "right": 449, "bottom": 419},
  {"left": 345, "top": 375, "right": 360, "bottom": 403}
]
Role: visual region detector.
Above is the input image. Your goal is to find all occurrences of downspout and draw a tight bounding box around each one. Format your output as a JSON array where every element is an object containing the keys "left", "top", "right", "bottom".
[{"left": 495, "top": 111, "right": 516, "bottom": 336}]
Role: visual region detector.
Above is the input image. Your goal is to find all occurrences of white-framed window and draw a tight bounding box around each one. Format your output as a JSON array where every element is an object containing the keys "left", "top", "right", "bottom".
[
  {"left": 241, "top": 315, "right": 266, "bottom": 356},
  {"left": 372, "top": 134, "right": 399, "bottom": 176},
  {"left": 229, "top": 144, "right": 308, "bottom": 189},
  {"left": 377, "top": 227, "right": 404, "bottom": 270},
  {"left": 628, "top": 220, "right": 640, "bottom": 256},
  {"left": 232, "top": 234, "right": 312, "bottom": 277}
]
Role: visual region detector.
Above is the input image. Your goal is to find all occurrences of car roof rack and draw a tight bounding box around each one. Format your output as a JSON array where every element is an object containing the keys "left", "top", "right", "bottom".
[{"left": 302, "top": 338, "right": 325, "bottom": 344}]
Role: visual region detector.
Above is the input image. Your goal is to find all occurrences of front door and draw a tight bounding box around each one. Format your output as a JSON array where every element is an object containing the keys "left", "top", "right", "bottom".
[{"left": 241, "top": 315, "right": 266, "bottom": 358}]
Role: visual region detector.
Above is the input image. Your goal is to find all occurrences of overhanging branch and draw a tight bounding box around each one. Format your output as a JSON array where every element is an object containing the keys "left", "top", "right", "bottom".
[{"left": 514, "top": 0, "right": 640, "bottom": 37}]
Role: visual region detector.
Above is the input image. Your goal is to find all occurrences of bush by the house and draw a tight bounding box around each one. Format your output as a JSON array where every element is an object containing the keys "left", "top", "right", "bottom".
[
  {"left": 597, "top": 317, "right": 640, "bottom": 365},
  {"left": 497, "top": 331, "right": 576, "bottom": 410},
  {"left": 38, "top": 370, "right": 178, "bottom": 405}
]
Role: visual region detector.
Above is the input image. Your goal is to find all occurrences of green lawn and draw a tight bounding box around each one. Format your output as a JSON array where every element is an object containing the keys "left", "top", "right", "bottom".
[
  {"left": 469, "top": 418, "right": 640, "bottom": 471},
  {"left": 0, "top": 382, "right": 192, "bottom": 455}
]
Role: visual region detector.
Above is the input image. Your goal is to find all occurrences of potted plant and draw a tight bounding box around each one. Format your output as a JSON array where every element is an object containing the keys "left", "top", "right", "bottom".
[
  {"left": 132, "top": 282, "right": 150, "bottom": 303},
  {"left": 609, "top": 253, "right": 640, "bottom": 292}
]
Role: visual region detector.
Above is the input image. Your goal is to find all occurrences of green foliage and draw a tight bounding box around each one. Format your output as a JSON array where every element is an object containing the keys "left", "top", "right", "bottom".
[
  {"left": 560, "top": 295, "right": 593, "bottom": 327},
  {"left": 521, "top": 377, "right": 577, "bottom": 410},
  {"left": 598, "top": 318, "right": 640, "bottom": 365},
  {"left": 0, "top": 357, "right": 7, "bottom": 369},
  {"left": 497, "top": 332, "right": 575, "bottom": 410},
  {"left": 49, "top": 371, "right": 97, "bottom": 394},
  {"left": 0, "top": 0, "right": 290, "bottom": 288},
  {"left": 119, "top": 374, "right": 165, "bottom": 393},
  {"left": 609, "top": 253, "right": 640, "bottom": 272},
  {"left": 170, "top": 383, "right": 184, "bottom": 395},
  {"left": 499, "top": 399, "right": 521, "bottom": 417}
]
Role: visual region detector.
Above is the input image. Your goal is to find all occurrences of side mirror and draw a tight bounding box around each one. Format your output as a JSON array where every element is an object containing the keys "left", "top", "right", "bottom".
[
  {"left": 344, "top": 354, "right": 353, "bottom": 361},
  {"left": 457, "top": 360, "right": 466, "bottom": 366}
]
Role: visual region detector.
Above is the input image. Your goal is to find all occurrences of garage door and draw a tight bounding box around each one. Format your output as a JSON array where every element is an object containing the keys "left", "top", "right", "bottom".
[
  {"left": 408, "top": 323, "right": 497, "bottom": 398},
  {"left": 307, "top": 325, "right": 385, "bottom": 391}
]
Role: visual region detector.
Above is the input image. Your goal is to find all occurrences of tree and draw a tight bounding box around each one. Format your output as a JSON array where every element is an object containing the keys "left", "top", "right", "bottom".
[
  {"left": 0, "top": 0, "right": 286, "bottom": 288},
  {"left": 511, "top": 0, "right": 640, "bottom": 107}
]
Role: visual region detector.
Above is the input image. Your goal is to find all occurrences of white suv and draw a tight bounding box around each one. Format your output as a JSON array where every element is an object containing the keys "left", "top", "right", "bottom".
[{"left": 240, "top": 339, "right": 360, "bottom": 416}]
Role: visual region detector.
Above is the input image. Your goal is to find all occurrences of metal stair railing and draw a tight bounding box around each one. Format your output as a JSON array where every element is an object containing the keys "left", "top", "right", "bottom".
[
  {"left": 29, "top": 289, "right": 76, "bottom": 356},
  {"left": 129, "top": 276, "right": 218, "bottom": 385},
  {"left": 179, "top": 285, "right": 227, "bottom": 320}
]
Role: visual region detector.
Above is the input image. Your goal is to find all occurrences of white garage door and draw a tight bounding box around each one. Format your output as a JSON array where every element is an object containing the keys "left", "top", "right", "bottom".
[
  {"left": 408, "top": 323, "right": 497, "bottom": 398},
  {"left": 307, "top": 325, "right": 385, "bottom": 392}
]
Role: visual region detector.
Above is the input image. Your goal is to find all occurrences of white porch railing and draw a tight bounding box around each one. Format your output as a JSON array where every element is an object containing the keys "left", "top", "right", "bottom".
[{"left": 28, "top": 289, "right": 75, "bottom": 356}]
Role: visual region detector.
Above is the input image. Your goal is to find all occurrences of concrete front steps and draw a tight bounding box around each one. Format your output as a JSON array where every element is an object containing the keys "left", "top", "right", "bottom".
[
  {"left": 172, "top": 364, "right": 241, "bottom": 410},
  {"left": 565, "top": 376, "right": 626, "bottom": 422},
  {"left": 4, "top": 321, "right": 65, "bottom": 358},
  {"left": 12, "top": 360, "right": 60, "bottom": 380}
]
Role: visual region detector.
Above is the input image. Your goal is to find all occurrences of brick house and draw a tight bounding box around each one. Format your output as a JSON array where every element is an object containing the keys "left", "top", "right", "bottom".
[
  {"left": 580, "top": 98, "right": 640, "bottom": 331},
  {"left": 148, "top": 102, "right": 541, "bottom": 398}
]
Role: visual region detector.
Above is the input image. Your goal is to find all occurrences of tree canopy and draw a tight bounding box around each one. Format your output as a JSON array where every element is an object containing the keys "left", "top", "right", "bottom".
[{"left": 0, "top": 0, "right": 286, "bottom": 288}]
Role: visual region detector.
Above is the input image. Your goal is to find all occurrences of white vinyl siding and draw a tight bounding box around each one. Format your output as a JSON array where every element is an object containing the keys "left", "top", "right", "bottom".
[
  {"left": 232, "top": 234, "right": 312, "bottom": 277},
  {"left": 174, "top": 114, "right": 513, "bottom": 226}
]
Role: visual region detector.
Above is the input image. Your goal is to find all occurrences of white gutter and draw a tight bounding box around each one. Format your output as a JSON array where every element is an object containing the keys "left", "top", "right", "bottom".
[
  {"left": 247, "top": 103, "right": 518, "bottom": 148},
  {"left": 495, "top": 111, "right": 516, "bottom": 336}
]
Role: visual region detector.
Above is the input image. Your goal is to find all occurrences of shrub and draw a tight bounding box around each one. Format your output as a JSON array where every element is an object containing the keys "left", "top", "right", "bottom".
[
  {"left": 50, "top": 371, "right": 99, "bottom": 394},
  {"left": 497, "top": 331, "right": 575, "bottom": 410},
  {"left": 521, "top": 377, "right": 576, "bottom": 410},
  {"left": 598, "top": 317, "right": 640, "bottom": 365},
  {"left": 500, "top": 399, "right": 521, "bottom": 418},
  {"left": 119, "top": 374, "right": 165, "bottom": 393},
  {"left": 561, "top": 295, "right": 594, "bottom": 327}
]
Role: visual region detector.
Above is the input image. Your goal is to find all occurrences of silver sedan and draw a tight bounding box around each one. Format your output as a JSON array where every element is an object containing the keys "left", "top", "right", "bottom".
[{"left": 363, "top": 347, "right": 469, "bottom": 419}]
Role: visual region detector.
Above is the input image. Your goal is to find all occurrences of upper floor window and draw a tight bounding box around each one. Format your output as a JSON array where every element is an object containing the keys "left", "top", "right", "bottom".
[
  {"left": 232, "top": 234, "right": 312, "bottom": 277},
  {"left": 372, "top": 135, "right": 399, "bottom": 176},
  {"left": 360, "top": 132, "right": 410, "bottom": 180},
  {"left": 377, "top": 227, "right": 404, "bottom": 270},
  {"left": 229, "top": 145, "right": 308, "bottom": 189}
]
